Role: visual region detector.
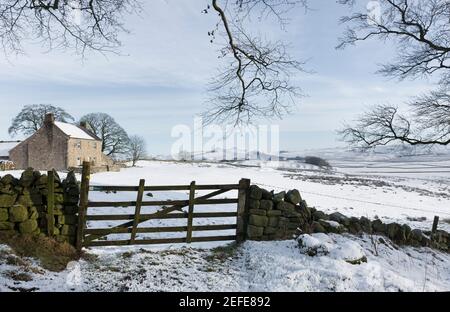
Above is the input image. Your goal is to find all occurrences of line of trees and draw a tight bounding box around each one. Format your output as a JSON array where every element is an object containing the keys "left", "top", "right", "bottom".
[{"left": 8, "top": 104, "right": 146, "bottom": 166}]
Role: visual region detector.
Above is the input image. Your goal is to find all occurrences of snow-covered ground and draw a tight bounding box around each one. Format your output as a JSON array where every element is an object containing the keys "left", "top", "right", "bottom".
[
  {"left": 85, "top": 157, "right": 450, "bottom": 234},
  {"left": 0, "top": 147, "right": 449, "bottom": 292},
  {"left": 1, "top": 234, "right": 449, "bottom": 292}
]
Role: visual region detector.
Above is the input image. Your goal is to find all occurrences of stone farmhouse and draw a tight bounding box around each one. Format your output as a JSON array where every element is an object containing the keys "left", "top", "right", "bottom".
[{"left": 8, "top": 113, "right": 114, "bottom": 171}]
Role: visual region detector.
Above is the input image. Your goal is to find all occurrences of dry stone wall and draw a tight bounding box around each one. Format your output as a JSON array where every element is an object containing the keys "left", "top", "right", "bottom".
[
  {"left": 0, "top": 168, "right": 79, "bottom": 245},
  {"left": 246, "top": 185, "right": 450, "bottom": 252}
]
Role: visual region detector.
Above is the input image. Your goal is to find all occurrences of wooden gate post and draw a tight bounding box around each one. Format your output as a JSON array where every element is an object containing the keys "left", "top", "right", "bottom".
[
  {"left": 186, "top": 181, "right": 196, "bottom": 243},
  {"left": 130, "top": 179, "right": 145, "bottom": 244},
  {"left": 432, "top": 216, "right": 439, "bottom": 234},
  {"left": 46, "top": 170, "right": 55, "bottom": 237},
  {"left": 236, "top": 178, "right": 251, "bottom": 243},
  {"left": 76, "top": 161, "right": 91, "bottom": 252}
]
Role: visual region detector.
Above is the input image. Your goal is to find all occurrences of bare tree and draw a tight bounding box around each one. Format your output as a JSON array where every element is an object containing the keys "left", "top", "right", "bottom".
[
  {"left": 338, "top": 0, "right": 450, "bottom": 83},
  {"left": 0, "top": 0, "right": 141, "bottom": 56},
  {"left": 202, "top": 0, "right": 307, "bottom": 125},
  {"left": 79, "top": 113, "right": 129, "bottom": 157},
  {"left": 339, "top": 91, "right": 450, "bottom": 148},
  {"left": 9, "top": 104, "right": 74, "bottom": 136},
  {"left": 338, "top": 0, "right": 450, "bottom": 148},
  {"left": 126, "top": 135, "right": 146, "bottom": 166},
  {"left": 1, "top": 1, "right": 307, "bottom": 125}
]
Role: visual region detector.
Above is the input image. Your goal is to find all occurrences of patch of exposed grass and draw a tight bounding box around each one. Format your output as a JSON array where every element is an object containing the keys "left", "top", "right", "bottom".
[
  {"left": 206, "top": 242, "right": 240, "bottom": 263},
  {"left": 81, "top": 252, "right": 98, "bottom": 263},
  {"left": 202, "top": 266, "right": 217, "bottom": 272},
  {"left": 0, "top": 232, "right": 80, "bottom": 272},
  {"left": 121, "top": 251, "right": 134, "bottom": 259},
  {"left": 7, "top": 286, "right": 39, "bottom": 292},
  {"left": 146, "top": 260, "right": 160, "bottom": 266},
  {"left": 443, "top": 218, "right": 450, "bottom": 225},
  {"left": 160, "top": 247, "right": 193, "bottom": 257},
  {"left": 0, "top": 248, "right": 9, "bottom": 259},
  {"left": 5, "top": 271, "right": 33, "bottom": 282},
  {"left": 407, "top": 216, "right": 427, "bottom": 222},
  {"left": 6, "top": 255, "right": 29, "bottom": 267},
  {"left": 0, "top": 246, "right": 45, "bottom": 274}
]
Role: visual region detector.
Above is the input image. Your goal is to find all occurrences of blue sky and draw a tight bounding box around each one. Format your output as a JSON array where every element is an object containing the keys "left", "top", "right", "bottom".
[{"left": 0, "top": 0, "right": 434, "bottom": 155}]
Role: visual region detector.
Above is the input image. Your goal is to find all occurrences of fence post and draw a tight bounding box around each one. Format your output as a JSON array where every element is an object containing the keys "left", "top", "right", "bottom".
[
  {"left": 130, "top": 179, "right": 145, "bottom": 244},
  {"left": 46, "top": 170, "right": 55, "bottom": 237},
  {"left": 236, "top": 178, "right": 251, "bottom": 243},
  {"left": 76, "top": 161, "right": 91, "bottom": 252},
  {"left": 186, "top": 181, "right": 196, "bottom": 243},
  {"left": 432, "top": 216, "right": 439, "bottom": 234}
]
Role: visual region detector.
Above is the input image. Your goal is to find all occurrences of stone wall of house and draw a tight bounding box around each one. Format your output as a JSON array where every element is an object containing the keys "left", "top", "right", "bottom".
[
  {"left": 8, "top": 140, "right": 28, "bottom": 170},
  {"left": 28, "top": 125, "right": 69, "bottom": 171},
  {"left": 67, "top": 137, "right": 104, "bottom": 168},
  {"left": 10, "top": 126, "right": 69, "bottom": 171},
  {"left": 246, "top": 185, "right": 449, "bottom": 252},
  {"left": 0, "top": 168, "right": 79, "bottom": 245}
]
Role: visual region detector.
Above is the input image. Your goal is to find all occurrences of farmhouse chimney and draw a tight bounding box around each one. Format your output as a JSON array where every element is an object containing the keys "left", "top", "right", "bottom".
[
  {"left": 44, "top": 113, "right": 55, "bottom": 125},
  {"left": 79, "top": 121, "right": 87, "bottom": 129}
]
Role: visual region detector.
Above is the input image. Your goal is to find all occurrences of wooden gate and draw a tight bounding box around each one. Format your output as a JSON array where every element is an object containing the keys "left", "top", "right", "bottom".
[{"left": 76, "top": 162, "right": 250, "bottom": 250}]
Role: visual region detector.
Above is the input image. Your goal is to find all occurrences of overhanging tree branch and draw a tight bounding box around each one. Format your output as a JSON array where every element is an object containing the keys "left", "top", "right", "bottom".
[
  {"left": 338, "top": 0, "right": 450, "bottom": 148},
  {"left": 203, "top": 0, "right": 307, "bottom": 125},
  {"left": 338, "top": 0, "right": 450, "bottom": 83},
  {"left": 0, "top": 0, "right": 141, "bottom": 56}
]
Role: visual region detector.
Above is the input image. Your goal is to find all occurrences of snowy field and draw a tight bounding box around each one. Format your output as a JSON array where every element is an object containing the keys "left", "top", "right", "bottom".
[
  {"left": 0, "top": 148, "right": 449, "bottom": 292},
  {"left": 1, "top": 233, "right": 449, "bottom": 292}
]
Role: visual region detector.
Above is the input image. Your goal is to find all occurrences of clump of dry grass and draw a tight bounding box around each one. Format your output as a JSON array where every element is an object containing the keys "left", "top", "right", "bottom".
[
  {"left": 5, "top": 271, "right": 33, "bottom": 282},
  {"left": 206, "top": 242, "right": 239, "bottom": 263},
  {"left": 0, "top": 232, "right": 80, "bottom": 272}
]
